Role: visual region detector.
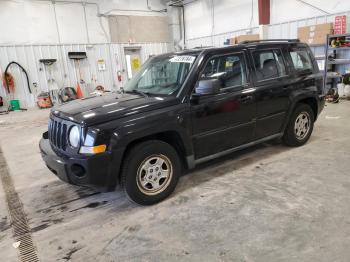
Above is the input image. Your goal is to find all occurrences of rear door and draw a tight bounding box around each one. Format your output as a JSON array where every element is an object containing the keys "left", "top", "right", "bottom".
[
  {"left": 249, "top": 47, "right": 293, "bottom": 139},
  {"left": 288, "top": 45, "right": 323, "bottom": 94}
]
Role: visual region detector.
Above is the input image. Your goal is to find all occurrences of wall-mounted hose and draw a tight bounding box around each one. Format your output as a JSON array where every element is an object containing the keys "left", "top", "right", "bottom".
[{"left": 4, "top": 61, "right": 31, "bottom": 94}]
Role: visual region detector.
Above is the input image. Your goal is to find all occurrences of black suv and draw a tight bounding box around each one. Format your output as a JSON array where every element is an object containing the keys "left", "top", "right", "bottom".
[{"left": 40, "top": 39, "right": 325, "bottom": 205}]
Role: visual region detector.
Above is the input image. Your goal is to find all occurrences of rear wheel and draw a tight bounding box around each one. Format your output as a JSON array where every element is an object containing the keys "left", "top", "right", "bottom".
[
  {"left": 283, "top": 103, "right": 314, "bottom": 147},
  {"left": 121, "top": 140, "right": 181, "bottom": 205}
]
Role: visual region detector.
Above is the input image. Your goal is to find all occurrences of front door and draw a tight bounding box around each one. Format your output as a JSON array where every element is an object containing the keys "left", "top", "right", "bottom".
[
  {"left": 249, "top": 47, "right": 292, "bottom": 139},
  {"left": 190, "top": 52, "right": 256, "bottom": 160}
]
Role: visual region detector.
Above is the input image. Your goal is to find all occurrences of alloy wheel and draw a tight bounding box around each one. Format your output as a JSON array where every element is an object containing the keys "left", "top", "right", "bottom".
[
  {"left": 294, "top": 111, "right": 311, "bottom": 140},
  {"left": 136, "top": 154, "right": 173, "bottom": 196}
]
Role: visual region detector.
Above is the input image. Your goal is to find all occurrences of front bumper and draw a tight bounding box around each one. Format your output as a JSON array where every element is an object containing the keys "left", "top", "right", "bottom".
[{"left": 39, "top": 138, "right": 116, "bottom": 190}]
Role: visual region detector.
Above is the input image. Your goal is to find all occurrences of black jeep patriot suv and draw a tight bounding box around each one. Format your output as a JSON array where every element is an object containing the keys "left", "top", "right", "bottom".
[{"left": 40, "top": 39, "right": 325, "bottom": 205}]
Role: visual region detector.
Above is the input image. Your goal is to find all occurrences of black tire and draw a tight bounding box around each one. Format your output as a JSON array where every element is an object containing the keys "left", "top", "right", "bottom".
[
  {"left": 283, "top": 103, "right": 314, "bottom": 147},
  {"left": 121, "top": 140, "right": 181, "bottom": 205}
]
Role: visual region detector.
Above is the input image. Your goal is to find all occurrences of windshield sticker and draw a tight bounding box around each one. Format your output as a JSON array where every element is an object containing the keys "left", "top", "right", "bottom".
[{"left": 170, "top": 56, "right": 196, "bottom": 63}]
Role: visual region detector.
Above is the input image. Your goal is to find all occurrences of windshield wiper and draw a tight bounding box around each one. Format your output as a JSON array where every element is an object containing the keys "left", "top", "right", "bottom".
[{"left": 124, "top": 89, "right": 149, "bottom": 97}]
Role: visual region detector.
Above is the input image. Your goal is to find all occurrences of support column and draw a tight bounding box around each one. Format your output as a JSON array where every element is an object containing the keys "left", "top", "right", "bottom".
[
  {"left": 259, "top": 25, "right": 269, "bottom": 40},
  {"left": 258, "top": 0, "right": 270, "bottom": 39},
  {"left": 258, "top": 0, "right": 270, "bottom": 25}
]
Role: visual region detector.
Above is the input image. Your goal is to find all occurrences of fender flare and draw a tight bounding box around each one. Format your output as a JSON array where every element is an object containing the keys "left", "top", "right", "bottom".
[
  {"left": 282, "top": 93, "right": 319, "bottom": 132},
  {"left": 105, "top": 126, "right": 194, "bottom": 187}
]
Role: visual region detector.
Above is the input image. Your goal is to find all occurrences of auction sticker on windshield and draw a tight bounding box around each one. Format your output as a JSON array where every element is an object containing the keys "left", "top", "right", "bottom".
[{"left": 170, "top": 56, "right": 196, "bottom": 63}]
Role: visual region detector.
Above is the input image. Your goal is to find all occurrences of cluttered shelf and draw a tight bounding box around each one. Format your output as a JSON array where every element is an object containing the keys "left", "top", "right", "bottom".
[
  {"left": 328, "top": 47, "right": 350, "bottom": 50},
  {"left": 328, "top": 59, "right": 350, "bottom": 65},
  {"left": 324, "top": 32, "right": 350, "bottom": 100},
  {"left": 326, "top": 72, "right": 343, "bottom": 79},
  {"left": 296, "top": 16, "right": 350, "bottom": 100}
]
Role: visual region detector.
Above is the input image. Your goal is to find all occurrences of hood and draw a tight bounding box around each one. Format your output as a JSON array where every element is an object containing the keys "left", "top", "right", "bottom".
[{"left": 51, "top": 92, "right": 179, "bottom": 126}]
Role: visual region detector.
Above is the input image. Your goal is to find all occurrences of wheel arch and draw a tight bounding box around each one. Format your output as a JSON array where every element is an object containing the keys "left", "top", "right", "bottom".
[
  {"left": 113, "top": 130, "right": 191, "bottom": 184},
  {"left": 297, "top": 97, "right": 318, "bottom": 120},
  {"left": 282, "top": 95, "right": 319, "bottom": 134}
]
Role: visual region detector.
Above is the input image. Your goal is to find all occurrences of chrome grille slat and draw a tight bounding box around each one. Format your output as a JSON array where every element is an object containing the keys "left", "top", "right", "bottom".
[
  {"left": 57, "top": 122, "right": 61, "bottom": 147},
  {"left": 50, "top": 120, "right": 53, "bottom": 142},
  {"left": 48, "top": 119, "right": 53, "bottom": 142},
  {"left": 48, "top": 117, "right": 72, "bottom": 151},
  {"left": 53, "top": 121, "right": 57, "bottom": 146},
  {"left": 62, "top": 124, "right": 67, "bottom": 150}
]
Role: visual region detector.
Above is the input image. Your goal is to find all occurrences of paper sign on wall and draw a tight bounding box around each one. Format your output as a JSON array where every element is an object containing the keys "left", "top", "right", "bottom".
[
  {"left": 131, "top": 58, "right": 141, "bottom": 71},
  {"left": 98, "top": 59, "right": 106, "bottom": 71},
  {"left": 334, "top": 15, "right": 347, "bottom": 35}
]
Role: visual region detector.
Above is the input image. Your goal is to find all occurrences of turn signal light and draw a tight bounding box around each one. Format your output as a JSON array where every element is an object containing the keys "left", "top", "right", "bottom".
[{"left": 79, "top": 144, "right": 106, "bottom": 154}]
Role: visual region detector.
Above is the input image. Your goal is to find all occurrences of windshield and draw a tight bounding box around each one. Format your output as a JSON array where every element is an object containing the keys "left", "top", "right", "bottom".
[{"left": 124, "top": 54, "right": 197, "bottom": 96}]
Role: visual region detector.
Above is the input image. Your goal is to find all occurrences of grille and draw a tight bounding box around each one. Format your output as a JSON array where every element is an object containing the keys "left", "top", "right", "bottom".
[{"left": 48, "top": 118, "right": 68, "bottom": 150}]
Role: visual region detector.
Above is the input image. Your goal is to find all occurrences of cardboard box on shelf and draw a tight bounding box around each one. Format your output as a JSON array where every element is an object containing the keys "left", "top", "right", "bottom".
[
  {"left": 230, "top": 34, "right": 260, "bottom": 45},
  {"left": 298, "top": 23, "right": 333, "bottom": 45},
  {"left": 301, "top": 35, "right": 328, "bottom": 45},
  {"left": 298, "top": 23, "right": 333, "bottom": 37},
  {"left": 236, "top": 34, "right": 260, "bottom": 43}
]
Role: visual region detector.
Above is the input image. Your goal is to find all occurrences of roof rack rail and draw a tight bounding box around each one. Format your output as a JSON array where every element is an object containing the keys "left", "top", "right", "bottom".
[
  {"left": 192, "top": 46, "right": 214, "bottom": 49},
  {"left": 240, "top": 39, "right": 300, "bottom": 44}
]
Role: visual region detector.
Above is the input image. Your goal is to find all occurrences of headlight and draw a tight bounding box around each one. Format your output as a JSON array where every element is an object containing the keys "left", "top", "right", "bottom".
[
  {"left": 78, "top": 128, "right": 107, "bottom": 155},
  {"left": 69, "top": 126, "right": 80, "bottom": 148}
]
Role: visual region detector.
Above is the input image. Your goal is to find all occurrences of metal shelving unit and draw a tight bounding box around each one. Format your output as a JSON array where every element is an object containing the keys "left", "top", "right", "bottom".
[
  {"left": 323, "top": 33, "right": 350, "bottom": 91},
  {"left": 329, "top": 47, "right": 350, "bottom": 50},
  {"left": 328, "top": 59, "right": 350, "bottom": 65}
]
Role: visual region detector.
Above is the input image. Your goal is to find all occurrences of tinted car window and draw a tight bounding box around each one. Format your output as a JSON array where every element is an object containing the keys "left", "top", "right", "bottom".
[
  {"left": 253, "top": 49, "right": 286, "bottom": 81},
  {"left": 289, "top": 49, "right": 313, "bottom": 71},
  {"left": 200, "top": 53, "right": 247, "bottom": 89}
]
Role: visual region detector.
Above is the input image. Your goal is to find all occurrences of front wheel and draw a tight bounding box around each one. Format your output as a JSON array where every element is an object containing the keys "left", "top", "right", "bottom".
[
  {"left": 121, "top": 140, "right": 181, "bottom": 205},
  {"left": 283, "top": 103, "right": 314, "bottom": 147}
]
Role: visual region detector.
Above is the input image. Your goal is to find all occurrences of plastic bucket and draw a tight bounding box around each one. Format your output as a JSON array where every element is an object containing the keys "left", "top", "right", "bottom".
[{"left": 10, "top": 99, "right": 20, "bottom": 111}]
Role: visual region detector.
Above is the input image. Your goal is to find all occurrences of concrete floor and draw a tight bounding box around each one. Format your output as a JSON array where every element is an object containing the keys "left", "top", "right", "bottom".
[{"left": 0, "top": 101, "right": 350, "bottom": 262}]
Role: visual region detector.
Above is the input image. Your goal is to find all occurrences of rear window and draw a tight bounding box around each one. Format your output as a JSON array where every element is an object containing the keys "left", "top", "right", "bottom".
[
  {"left": 252, "top": 49, "right": 286, "bottom": 81},
  {"left": 289, "top": 48, "right": 313, "bottom": 71}
]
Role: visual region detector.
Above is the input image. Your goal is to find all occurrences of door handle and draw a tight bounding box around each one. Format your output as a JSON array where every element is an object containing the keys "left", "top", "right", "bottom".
[{"left": 239, "top": 95, "right": 253, "bottom": 103}]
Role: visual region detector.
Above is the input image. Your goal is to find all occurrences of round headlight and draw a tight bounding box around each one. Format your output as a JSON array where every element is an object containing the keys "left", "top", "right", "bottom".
[{"left": 69, "top": 126, "right": 80, "bottom": 148}]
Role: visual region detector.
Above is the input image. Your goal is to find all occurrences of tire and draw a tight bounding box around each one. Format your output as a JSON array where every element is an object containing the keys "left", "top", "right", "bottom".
[
  {"left": 121, "top": 140, "right": 181, "bottom": 205},
  {"left": 283, "top": 103, "right": 314, "bottom": 147}
]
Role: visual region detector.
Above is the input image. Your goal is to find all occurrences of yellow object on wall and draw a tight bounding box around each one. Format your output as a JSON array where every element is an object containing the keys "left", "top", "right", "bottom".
[{"left": 132, "top": 58, "right": 141, "bottom": 71}]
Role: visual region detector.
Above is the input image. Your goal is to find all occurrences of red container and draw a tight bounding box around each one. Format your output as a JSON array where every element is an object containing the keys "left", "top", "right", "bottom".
[{"left": 37, "top": 92, "right": 52, "bottom": 109}]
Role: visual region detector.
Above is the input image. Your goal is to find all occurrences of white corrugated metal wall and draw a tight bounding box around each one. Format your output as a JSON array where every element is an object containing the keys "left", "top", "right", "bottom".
[
  {"left": 186, "top": 10, "right": 350, "bottom": 50},
  {"left": 0, "top": 42, "right": 172, "bottom": 108},
  {"left": 186, "top": 27, "right": 260, "bottom": 49}
]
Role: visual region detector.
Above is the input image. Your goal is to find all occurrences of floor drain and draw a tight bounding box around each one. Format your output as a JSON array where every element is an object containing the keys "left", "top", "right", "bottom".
[{"left": 0, "top": 148, "right": 39, "bottom": 262}]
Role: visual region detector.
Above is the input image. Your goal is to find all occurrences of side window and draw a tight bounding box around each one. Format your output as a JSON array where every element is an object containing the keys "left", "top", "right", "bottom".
[
  {"left": 289, "top": 48, "right": 313, "bottom": 71},
  {"left": 253, "top": 49, "right": 286, "bottom": 81},
  {"left": 200, "top": 53, "right": 247, "bottom": 89}
]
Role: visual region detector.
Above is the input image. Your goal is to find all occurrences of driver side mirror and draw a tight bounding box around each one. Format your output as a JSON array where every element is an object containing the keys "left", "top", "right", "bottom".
[
  {"left": 191, "top": 79, "right": 221, "bottom": 103},
  {"left": 192, "top": 78, "right": 222, "bottom": 100},
  {"left": 196, "top": 79, "right": 222, "bottom": 95}
]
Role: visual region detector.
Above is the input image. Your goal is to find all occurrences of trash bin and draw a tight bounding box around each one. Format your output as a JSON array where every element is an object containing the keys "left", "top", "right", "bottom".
[{"left": 10, "top": 99, "right": 20, "bottom": 110}]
